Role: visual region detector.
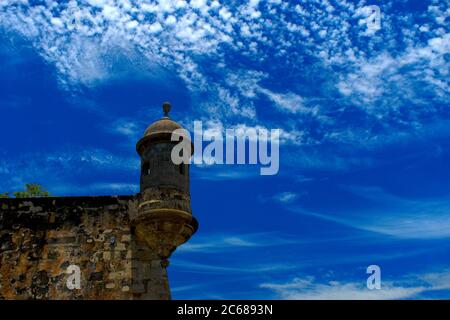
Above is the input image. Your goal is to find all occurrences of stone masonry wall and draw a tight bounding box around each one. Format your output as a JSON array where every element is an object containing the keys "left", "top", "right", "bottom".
[{"left": 0, "top": 196, "right": 170, "bottom": 300}]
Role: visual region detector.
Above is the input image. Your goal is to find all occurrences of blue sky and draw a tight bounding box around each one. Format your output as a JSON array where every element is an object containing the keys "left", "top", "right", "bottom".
[{"left": 0, "top": 0, "right": 449, "bottom": 299}]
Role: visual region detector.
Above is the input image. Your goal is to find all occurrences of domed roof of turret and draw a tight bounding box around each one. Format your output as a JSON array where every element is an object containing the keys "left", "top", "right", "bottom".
[
  {"left": 136, "top": 102, "right": 190, "bottom": 156},
  {"left": 142, "top": 117, "right": 182, "bottom": 137},
  {"left": 142, "top": 102, "right": 182, "bottom": 137}
]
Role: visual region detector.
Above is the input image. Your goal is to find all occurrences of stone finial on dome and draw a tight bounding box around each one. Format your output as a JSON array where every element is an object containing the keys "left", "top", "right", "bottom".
[{"left": 162, "top": 102, "right": 171, "bottom": 117}]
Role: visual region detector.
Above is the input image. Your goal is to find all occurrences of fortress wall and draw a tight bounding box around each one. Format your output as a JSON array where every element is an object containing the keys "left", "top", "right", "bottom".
[{"left": 0, "top": 196, "right": 170, "bottom": 300}]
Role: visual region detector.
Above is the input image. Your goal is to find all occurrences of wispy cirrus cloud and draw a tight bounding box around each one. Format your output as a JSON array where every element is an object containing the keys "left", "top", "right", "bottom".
[
  {"left": 261, "top": 269, "right": 450, "bottom": 300},
  {"left": 290, "top": 185, "right": 450, "bottom": 239},
  {"left": 51, "top": 182, "right": 139, "bottom": 195},
  {"left": 258, "top": 88, "right": 311, "bottom": 115},
  {"left": 172, "top": 259, "right": 297, "bottom": 275},
  {"left": 177, "top": 232, "right": 299, "bottom": 253},
  {"left": 272, "top": 191, "right": 300, "bottom": 204},
  {"left": 1, "top": 0, "right": 448, "bottom": 148},
  {"left": 0, "top": 148, "right": 139, "bottom": 195},
  {"left": 192, "top": 165, "right": 261, "bottom": 180}
]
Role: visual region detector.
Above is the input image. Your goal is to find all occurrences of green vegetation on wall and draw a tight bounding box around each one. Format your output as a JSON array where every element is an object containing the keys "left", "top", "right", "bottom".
[{"left": 0, "top": 184, "right": 50, "bottom": 198}]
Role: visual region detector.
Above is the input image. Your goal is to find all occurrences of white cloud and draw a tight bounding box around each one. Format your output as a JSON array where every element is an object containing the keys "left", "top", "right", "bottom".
[
  {"left": 52, "top": 182, "right": 139, "bottom": 195},
  {"left": 192, "top": 166, "right": 260, "bottom": 180},
  {"left": 291, "top": 186, "right": 450, "bottom": 239},
  {"left": 0, "top": 148, "right": 139, "bottom": 195},
  {"left": 148, "top": 21, "right": 163, "bottom": 33},
  {"left": 178, "top": 232, "right": 298, "bottom": 253},
  {"left": 261, "top": 269, "right": 450, "bottom": 299},
  {"left": 165, "top": 15, "right": 177, "bottom": 25},
  {"left": 218, "top": 7, "right": 232, "bottom": 20},
  {"left": 172, "top": 259, "right": 296, "bottom": 274},
  {"left": 273, "top": 192, "right": 298, "bottom": 204},
  {"left": 45, "top": 148, "right": 138, "bottom": 169},
  {"left": 109, "top": 119, "right": 142, "bottom": 139},
  {"left": 0, "top": 0, "right": 448, "bottom": 149},
  {"left": 337, "top": 33, "right": 450, "bottom": 119},
  {"left": 102, "top": 5, "right": 120, "bottom": 20},
  {"left": 259, "top": 88, "right": 308, "bottom": 114}
]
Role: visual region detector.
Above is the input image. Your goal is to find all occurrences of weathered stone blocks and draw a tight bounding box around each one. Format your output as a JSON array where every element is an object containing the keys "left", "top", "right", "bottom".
[{"left": 0, "top": 196, "right": 170, "bottom": 300}]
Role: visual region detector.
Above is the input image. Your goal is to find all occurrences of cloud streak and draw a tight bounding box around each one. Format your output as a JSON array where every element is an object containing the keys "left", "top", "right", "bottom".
[
  {"left": 290, "top": 185, "right": 450, "bottom": 239},
  {"left": 177, "top": 232, "right": 300, "bottom": 253},
  {"left": 0, "top": 148, "right": 139, "bottom": 195},
  {"left": 261, "top": 269, "right": 450, "bottom": 300}
]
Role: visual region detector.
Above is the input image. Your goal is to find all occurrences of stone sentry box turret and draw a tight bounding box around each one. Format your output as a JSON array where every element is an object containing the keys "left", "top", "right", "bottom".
[
  {"left": 0, "top": 103, "right": 198, "bottom": 300},
  {"left": 133, "top": 102, "right": 197, "bottom": 264}
]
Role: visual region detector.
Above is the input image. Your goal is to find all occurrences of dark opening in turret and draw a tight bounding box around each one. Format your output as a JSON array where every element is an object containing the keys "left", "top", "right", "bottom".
[{"left": 142, "top": 162, "right": 150, "bottom": 176}]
